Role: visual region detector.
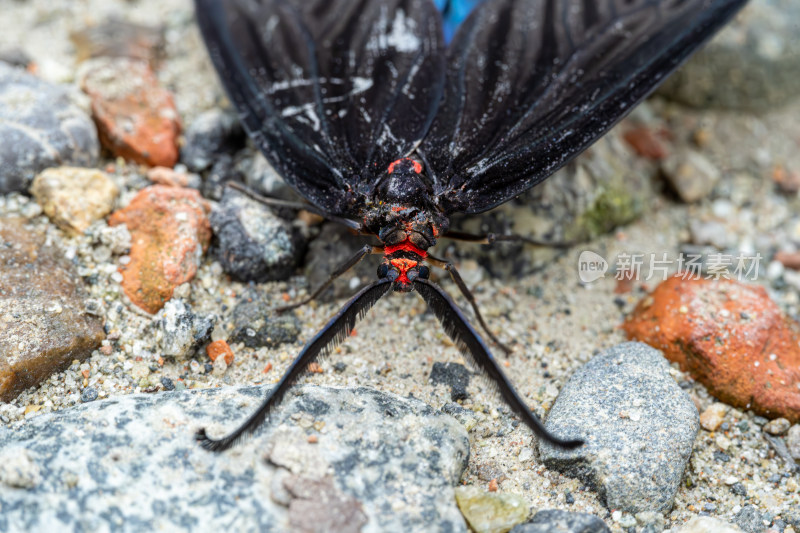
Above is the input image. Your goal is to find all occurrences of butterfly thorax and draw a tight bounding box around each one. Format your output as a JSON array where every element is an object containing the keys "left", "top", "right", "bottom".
[{"left": 363, "top": 158, "right": 449, "bottom": 292}]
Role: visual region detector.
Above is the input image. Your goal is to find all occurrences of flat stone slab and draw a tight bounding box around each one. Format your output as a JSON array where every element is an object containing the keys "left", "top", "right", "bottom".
[
  {"left": 539, "top": 342, "right": 699, "bottom": 513},
  {"left": 0, "top": 385, "right": 470, "bottom": 533}
]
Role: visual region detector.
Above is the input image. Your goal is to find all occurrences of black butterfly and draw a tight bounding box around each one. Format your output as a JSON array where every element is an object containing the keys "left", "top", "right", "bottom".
[{"left": 194, "top": 0, "right": 746, "bottom": 452}]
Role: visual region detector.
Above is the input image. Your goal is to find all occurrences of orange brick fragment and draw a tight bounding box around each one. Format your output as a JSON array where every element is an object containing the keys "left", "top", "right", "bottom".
[{"left": 207, "top": 340, "right": 234, "bottom": 366}]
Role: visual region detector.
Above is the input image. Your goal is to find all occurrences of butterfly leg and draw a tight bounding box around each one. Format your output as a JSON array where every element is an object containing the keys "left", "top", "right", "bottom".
[
  {"left": 426, "top": 253, "right": 512, "bottom": 355},
  {"left": 442, "top": 230, "right": 573, "bottom": 248},
  {"left": 276, "top": 244, "right": 384, "bottom": 312}
]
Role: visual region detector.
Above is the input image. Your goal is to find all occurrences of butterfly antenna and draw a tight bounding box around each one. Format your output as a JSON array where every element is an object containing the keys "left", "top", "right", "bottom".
[
  {"left": 196, "top": 279, "right": 392, "bottom": 452},
  {"left": 413, "top": 278, "right": 583, "bottom": 449}
]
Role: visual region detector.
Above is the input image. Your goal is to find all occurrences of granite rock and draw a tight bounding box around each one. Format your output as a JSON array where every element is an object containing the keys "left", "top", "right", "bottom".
[
  {"left": 0, "top": 385, "right": 470, "bottom": 533},
  {"left": 539, "top": 342, "right": 699, "bottom": 513},
  {"left": 733, "top": 505, "right": 767, "bottom": 533},
  {"left": 0, "top": 217, "right": 105, "bottom": 401},
  {"left": 155, "top": 299, "right": 215, "bottom": 360},
  {"left": 0, "top": 63, "right": 99, "bottom": 193}
]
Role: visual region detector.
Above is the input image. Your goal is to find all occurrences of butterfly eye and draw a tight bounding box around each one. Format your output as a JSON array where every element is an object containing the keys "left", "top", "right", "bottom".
[
  {"left": 418, "top": 265, "right": 430, "bottom": 280},
  {"left": 386, "top": 266, "right": 400, "bottom": 282},
  {"left": 377, "top": 263, "right": 389, "bottom": 279}
]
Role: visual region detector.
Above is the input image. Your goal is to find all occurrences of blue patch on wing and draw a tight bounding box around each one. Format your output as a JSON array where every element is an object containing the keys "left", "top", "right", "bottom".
[{"left": 436, "top": 0, "right": 484, "bottom": 42}]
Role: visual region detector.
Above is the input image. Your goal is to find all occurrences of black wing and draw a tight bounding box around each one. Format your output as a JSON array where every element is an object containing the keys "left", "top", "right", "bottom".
[
  {"left": 420, "top": 0, "right": 747, "bottom": 214},
  {"left": 197, "top": 279, "right": 392, "bottom": 451},
  {"left": 413, "top": 278, "right": 583, "bottom": 448},
  {"left": 195, "top": 0, "right": 445, "bottom": 215}
]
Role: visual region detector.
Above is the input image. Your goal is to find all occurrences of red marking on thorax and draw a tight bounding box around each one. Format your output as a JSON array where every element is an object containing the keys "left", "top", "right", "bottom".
[
  {"left": 384, "top": 238, "right": 427, "bottom": 258},
  {"left": 388, "top": 158, "right": 422, "bottom": 174},
  {"left": 390, "top": 258, "right": 418, "bottom": 284}
]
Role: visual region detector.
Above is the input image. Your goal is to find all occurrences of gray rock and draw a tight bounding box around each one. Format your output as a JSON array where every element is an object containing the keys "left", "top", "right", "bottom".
[
  {"left": 661, "top": 149, "right": 721, "bottom": 203},
  {"left": 155, "top": 299, "right": 215, "bottom": 360},
  {"left": 211, "top": 187, "right": 301, "bottom": 282},
  {"left": 451, "top": 129, "right": 654, "bottom": 279},
  {"left": 229, "top": 289, "right": 301, "bottom": 349},
  {"left": 0, "top": 217, "right": 105, "bottom": 402},
  {"left": 181, "top": 108, "right": 245, "bottom": 173},
  {"left": 241, "top": 149, "right": 298, "bottom": 202},
  {"left": 657, "top": 0, "right": 800, "bottom": 111},
  {"left": 733, "top": 505, "right": 767, "bottom": 533},
  {"left": 0, "top": 385, "right": 470, "bottom": 533},
  {"left": 511, "top": 509, "right": 610, "bottom": 533},
  {"left": 0, "top": 63, "right": 99, "bottom": 193},
  {"left": 539, "top": 342, "right": 699, "bottom": 514}
]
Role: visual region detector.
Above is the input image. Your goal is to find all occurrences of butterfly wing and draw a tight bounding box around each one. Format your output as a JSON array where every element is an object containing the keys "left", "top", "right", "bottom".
[
  {"left": 195, "top": 0, "right": 445, "bottom": 215},
  {"left": 420, "top": 0, "right": 747, "bottom": 214}
]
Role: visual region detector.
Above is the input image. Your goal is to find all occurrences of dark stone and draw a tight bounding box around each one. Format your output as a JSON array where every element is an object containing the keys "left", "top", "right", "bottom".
[
  {"left": 714, "top": 451, "right": 731, "bottom": 463},
  {"left": 511, "top": 509, "right": 610, "bottom": 533},
  {"left": 80, "top": 388, "right": 98, "bottom": 403},
  {"left": 539, "top": 342, "right": 699, "bottom": 514},
  {"left": 430, "top": 362, "right": 471, "bottom": 401},
  {"left": 230, "top": 291, "right": 301, "bottom": 349},
  {"left": 181, "top": 109, "right": 245, "bottom": 173},
  {"left": 0, "top": 63, "right": 99, "bottom": 193},
  {"left": 734, "top": 505, "right": 767, "bottom": 533},
  {"left": 210, "top": 187, "right": 302, "bottom": 282},
  {"left": 160, "top": 377, "right": 174, "bottom": 391},
  {"left": 202, "top": 154, "right": 241, "bottom": 201},
  {"left": 304, "top": 223, "right": 377, "bottom": 302},
  {"left": 0, "top": 218, "right": 105, "bottom": 401},
  {"left": 730, "top": 482, "right": 747, "bottom": 497}
]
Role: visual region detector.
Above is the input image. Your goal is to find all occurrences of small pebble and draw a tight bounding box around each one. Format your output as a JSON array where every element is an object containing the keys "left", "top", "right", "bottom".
[
  {"left": 763, "top": 417, "right": 790, "bottom": 435},
  {"left": 787, "top": 425, "right": 800, "bottom": 460},
  {"left": 730, "top": 482, "right": 747, "bottom": 497},
  {"left": 700, "top": 403, "right": 728, "bottom": 431},
  {"left": 80, "top": 388, "right": 98, "bottom": 403},
  {"left": 160, "top": 377, "right": 174, "bottom": 391}
]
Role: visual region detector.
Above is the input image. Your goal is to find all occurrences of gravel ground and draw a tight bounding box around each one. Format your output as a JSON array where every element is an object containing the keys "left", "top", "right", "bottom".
[{"left": 1, "top": 1, "right": 799, "bottom": 531}]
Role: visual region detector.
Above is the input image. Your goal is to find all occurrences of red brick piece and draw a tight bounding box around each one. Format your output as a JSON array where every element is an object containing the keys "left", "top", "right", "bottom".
[
  {"left": 108, "top": 185, "right": 210, "bottom": 313},
  {"left": 623, "top": 275, "right": 800, "bottom": 423}
]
